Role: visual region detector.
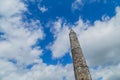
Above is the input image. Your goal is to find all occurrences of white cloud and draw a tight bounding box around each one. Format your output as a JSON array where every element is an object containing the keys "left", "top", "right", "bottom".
[
  {"left": 0, "top": 0, "right": 26, "bottom": 17},
  {"left": 72, "top": 0, "right": 84, "bottom": 10},
  {"left": 38, "top": 6, "right": 48, "bottom": 13},
  {"left": 28, "top": 64, "right": 74, "bottom": 80},
  {"left": 72, "top": 0, "right": 109, "bottom": 10},
  {"left": 0, "top": 17, "right": 44, "bottom": 65},
  {"left": 0, "top": 0, "right": 43, "bottom": 79},
  {"left": 91, "top": 63, "right": 120, "bottom": 80},
  {"left": 0, "top": 59, "right": 17, "bottom": 79},
  {"left": 0, "top": 1, "right": 75, "bottom": 80},
  {"left": 50, "top": 27, "right": 70, "bottom": 58},
  {"left": 50, "top": 19, "right": 62, "bottom": 35},
  {"left": 49, "top": 6, "right": 120, "bottom": 80},
  {"left": 49, "top": 18, "right": 87, "bottom": 58},
  {"left": 0, "top": 63, "right": 74, "bottom": 80},
  {"left": 79, "top": 7, "right": 120, "bottom": 66},
  {"left": 48, "top": 19, "right": 70, "bottom": 58}
]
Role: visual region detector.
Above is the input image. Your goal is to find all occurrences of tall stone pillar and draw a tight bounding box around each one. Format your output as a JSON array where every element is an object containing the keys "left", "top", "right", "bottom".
[{"left": 69, "top": 29, "right": 92, "bottom": 80}]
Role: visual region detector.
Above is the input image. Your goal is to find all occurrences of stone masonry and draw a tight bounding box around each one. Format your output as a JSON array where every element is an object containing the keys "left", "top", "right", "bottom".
[{"left": 69, "top": 29, "right": 92, "bottom": 80}]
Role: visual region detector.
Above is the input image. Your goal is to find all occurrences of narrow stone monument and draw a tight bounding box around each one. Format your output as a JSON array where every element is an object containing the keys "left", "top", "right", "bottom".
[{"left": 69, "top": 29, "right": 92, "bottom": 80}]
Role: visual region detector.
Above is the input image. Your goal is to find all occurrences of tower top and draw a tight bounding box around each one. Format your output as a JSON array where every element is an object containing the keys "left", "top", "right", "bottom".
[{"left": 69, "top": 28, "right": 76, "bottom": 35}]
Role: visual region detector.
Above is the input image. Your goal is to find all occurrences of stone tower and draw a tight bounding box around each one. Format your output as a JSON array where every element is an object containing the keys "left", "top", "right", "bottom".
[{"left": 69, "top": 29, "right": 92, "bottom": 80}]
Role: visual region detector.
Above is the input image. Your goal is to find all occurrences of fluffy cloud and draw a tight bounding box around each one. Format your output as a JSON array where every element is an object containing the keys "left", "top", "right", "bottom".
[
  {"left": 27, "top": 64, "right": 74, "bottom": 80},
  {"left": 0, "top": 60, "right": 74, "bottom": 80},
  {"left": 38, "top": 6, "right": 48, "bottom": 13},
  {"left": 0, "top": 59, "right": 17, "bottom": 79},
  {"left": 50, "top": 6, "right": 120, "bottom": 79},
  {"left": 0, "top": 0, "right": 43, "bottom": 79},
  {"left": 49, "top": 19, "right": 70, "bottom": 58},
  {"left": 79, "top": 7, "right": 120, "bottom": 66},
  {"left": 72, "top": 0, "right": 84, "bottom": 10},
  {"left": 0, "top": 0, "right": 26, "bottom": 17},
  {"left": 0, "top": 16, "right": 44, "bottom": 66},
  {"left": 72, "top": 0, "right": 110, "bottom": 10},
  {"left": 91, "top": 63, "right": 120, "bottom": 80},
  {"left": 0, "top": 0, "right": 75, "bottom": 80}
]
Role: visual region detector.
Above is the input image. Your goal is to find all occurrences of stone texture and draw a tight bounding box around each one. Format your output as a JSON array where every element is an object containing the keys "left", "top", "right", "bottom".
[{"left": 69, "top": 29, "right": 92, "bottom": 80}]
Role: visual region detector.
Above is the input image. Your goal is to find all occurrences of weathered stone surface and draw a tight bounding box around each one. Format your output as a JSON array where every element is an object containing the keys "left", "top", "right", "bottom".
[{"left": 69, "top": 29, "right": 92, "bottom": 80}]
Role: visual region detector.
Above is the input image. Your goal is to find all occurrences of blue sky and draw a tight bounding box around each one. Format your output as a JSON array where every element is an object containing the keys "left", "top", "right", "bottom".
[{"left": 0, "top": 0, "right": 120, "bottom": 80}]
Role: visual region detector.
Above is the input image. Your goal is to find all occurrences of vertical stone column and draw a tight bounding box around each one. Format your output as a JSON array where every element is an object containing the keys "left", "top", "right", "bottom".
[{"left": 69, "top": 29, "right": 92, "bottom": 80}]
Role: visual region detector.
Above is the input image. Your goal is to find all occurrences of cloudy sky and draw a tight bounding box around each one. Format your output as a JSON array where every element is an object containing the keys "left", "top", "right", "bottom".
[{"left": 0, "top": 0, "right": 120, "bottom": 80}]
